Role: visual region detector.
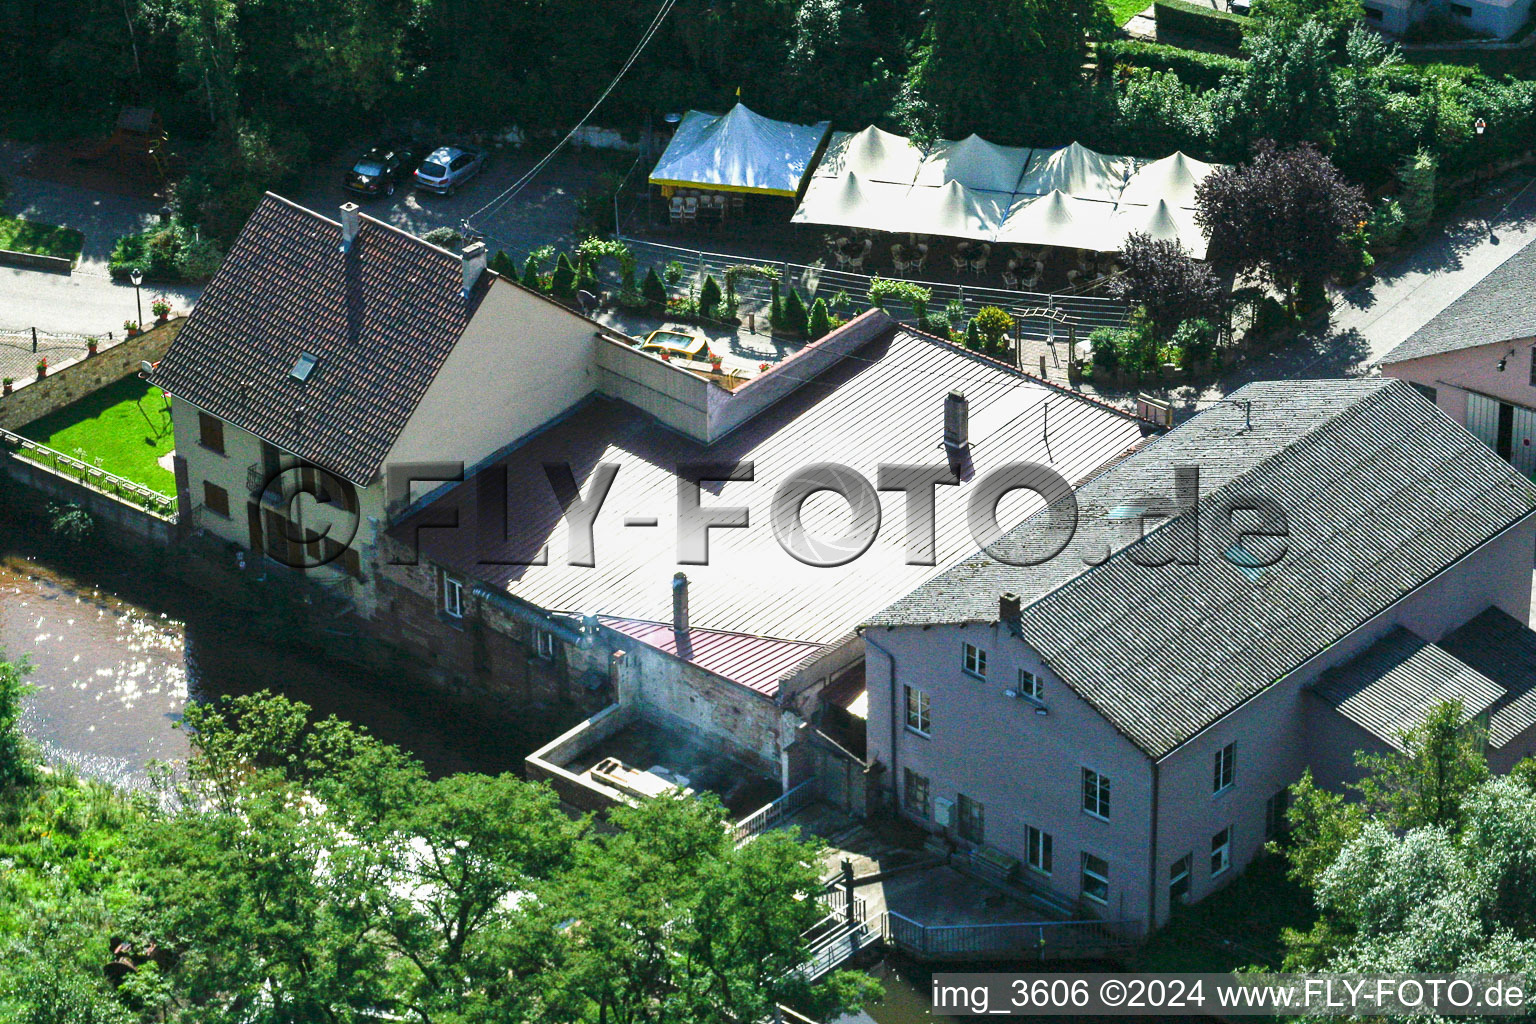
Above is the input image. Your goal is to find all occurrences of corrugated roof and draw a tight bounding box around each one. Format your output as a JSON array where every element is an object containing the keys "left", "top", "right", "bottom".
[
  {"left": 1381, "top": 234, "right": 1536, "bottom": 366},
  {"left": 150, "top": 193, "right": 492, "bottom": 485},
  {"left": 599, "top": 616, "right": 824, "bottom": 698},
  {"left": 1440, "top": 607, "right": 1536, "bottom": 749},
  {"left": 871, "top": 378, "right": 1536, "bottom": 758},
  {"left": 1310, "top": 627, "right": 1503, "bottom": 751},
  {"left": 395, "top": 327, "right": 1148, "bottom": 645}
]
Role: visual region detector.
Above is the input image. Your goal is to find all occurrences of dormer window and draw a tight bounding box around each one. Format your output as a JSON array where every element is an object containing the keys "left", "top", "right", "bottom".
[{"left": 291, "top": 352, "right": 318, "bottom": 382}]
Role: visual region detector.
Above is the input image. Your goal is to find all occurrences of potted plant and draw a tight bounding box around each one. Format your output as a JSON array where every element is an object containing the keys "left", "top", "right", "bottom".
[
  {"left": 124, "top": 320, "right": 140, "bottom": 337},
  {"left": 86, "top": 337, "right": 99, "bottom": 356},
  {"left": 36, "top": 357, "right": 47, "bottom": 379},
  {"left": 758, "top": 362, "right": 771, "bottom": 373},
  {"left": 708, "top": 353, "right": 723, "bottom": 373},
  {"left": 2, "top": 378, "right": 12, "bottom": 396},
  {"left": 151, "top": 297, "right": 172, "bottom": 324}
]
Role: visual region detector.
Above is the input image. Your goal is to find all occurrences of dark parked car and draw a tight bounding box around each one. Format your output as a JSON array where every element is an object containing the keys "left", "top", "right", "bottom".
[
  {"left": 413, "top": 145, "right": 487, "bottom": 196},
  {"left": 342, "top": 144, "right": 416, "bottom": 197}
]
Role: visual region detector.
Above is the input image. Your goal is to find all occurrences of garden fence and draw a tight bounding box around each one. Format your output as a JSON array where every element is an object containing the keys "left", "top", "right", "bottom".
[{"left": 0, "top": 426, "right": 177, "bottom": 520}]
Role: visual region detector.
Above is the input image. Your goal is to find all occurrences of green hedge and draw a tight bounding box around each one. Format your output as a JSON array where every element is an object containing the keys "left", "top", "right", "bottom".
[
  {"left": 1100, "top": 39, "right": 1249, "bottom": 89},
  {"left": 1153, "top": 0, "right": 1247, "bottom": 48}
]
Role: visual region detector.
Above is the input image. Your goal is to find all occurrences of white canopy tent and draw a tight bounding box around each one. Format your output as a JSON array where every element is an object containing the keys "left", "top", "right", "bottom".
[
  {"left": 790, "top": 172, "right": 912, "bottom": 232},
  {"left": 649, "top": 103, "right": 831, "bottom": 196},
  {"left": 913, "top": 134, "right": 1036, "bottom": 194},
  {"left": 1014, "top": 142, "right": 1135, "bottom": 203},
  {"left": 995, "top": 191, "right": 1118, "bottom": 250},
  {"left": 813, "top": 126, "right": 925, "bottom": 184},
  {"left": 1117, "top": 151, "right": 1216, "bottom": 209},
  {"left": 793, "top": 128, "right": 1225, "bottom": 256}
]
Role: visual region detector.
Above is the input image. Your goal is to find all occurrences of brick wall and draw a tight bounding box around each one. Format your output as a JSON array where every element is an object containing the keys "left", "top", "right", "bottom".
[{"left": 0, "top": 318, "right": 184, "bottom": 431}]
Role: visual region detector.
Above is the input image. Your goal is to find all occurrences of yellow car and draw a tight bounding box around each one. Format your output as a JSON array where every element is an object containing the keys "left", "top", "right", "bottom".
[{"left": 638, "top": 329, "right": 715, "bottom": 363}]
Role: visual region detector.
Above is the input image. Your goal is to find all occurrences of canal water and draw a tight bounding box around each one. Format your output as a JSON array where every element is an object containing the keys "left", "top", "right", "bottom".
[{"left": 0, "top": 529, "right": 568, "bottom": 788}]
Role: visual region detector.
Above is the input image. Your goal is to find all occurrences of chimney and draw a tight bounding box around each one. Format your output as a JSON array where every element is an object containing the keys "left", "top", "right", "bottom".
[
  {"left": 339, "top": 203, "right": 361, "bottom": 249},
  {"left": 999, "top": 592, "right": 1021, "bottom": 625},
  {"left": 944, "top": 391, "right": 969, "bottom": 451},
  {"left": 461, "top": 241, "right": 487, "bottom": 298},
  {"left": 672, "top": 572, "right": 689, "bottom": 637}
]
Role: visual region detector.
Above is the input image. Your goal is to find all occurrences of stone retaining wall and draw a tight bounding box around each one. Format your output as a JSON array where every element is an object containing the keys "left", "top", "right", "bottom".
[{"left": 0, "top": 317, "right": 184, "bottom": 430}]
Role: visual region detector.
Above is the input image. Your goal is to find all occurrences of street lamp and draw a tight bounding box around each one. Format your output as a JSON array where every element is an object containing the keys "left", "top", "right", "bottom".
[
  {"left": 129, "top": 268, "right": 144, "bottom": 329},
  {"left": 1476, "top": 117, "right": 1487, "bottom": 135}
]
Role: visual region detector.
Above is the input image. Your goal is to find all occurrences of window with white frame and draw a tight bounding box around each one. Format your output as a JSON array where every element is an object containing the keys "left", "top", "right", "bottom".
[
  {"left": 1213, "top": 742, "right": 1236, "bottom": 794},
  {"left": 962, "top": 642, "right": 987, "bottom": 679},
  {"left": 903, "top": 768, "right": 931, "bottom": 818},
  {"left": 1027, "top": 826, "right": 1053, "bottom": 875},
  {"left": 441, "top": 573, "right": 463, "bottom": 619},
  {"left": 905, "top": 685, "right": 931, "bottom": 736},
  {"left": 1082, "top": 767, "right": 1111, "bottom": 819},
  {"left": 1017, "top": 668, "right": 1043, "bottom": 701},
  {"left": 1081, "top": 853, "right": 1109, "bottom": 905},
  {"left": 1170, "top": 854, "right": 1192, "bottom": 903},
  {"left": 536, "top": 630, "right": 557, "bottom": 660},
  {"left": 1211, "top": 826, "right": 1232, "bottom": 875}
]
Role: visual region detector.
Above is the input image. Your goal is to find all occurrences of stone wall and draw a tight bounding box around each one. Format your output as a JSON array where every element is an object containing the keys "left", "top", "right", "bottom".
[
  {"left": 0, "top": 453, "right": 177, "bottom": 545},
  {"left": 0, "top": 318, "right": 184, "bottom": 431}
]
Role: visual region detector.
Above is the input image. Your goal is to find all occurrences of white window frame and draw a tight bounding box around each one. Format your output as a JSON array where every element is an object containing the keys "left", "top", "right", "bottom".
[
  {"left": 1081, "top": 853, "right": 1109, "bottom": 905},
  {"left": 1170, "top": 853, "right": 1192, "bottom": 903},
  {"left": 1082, "top": 767, "right": 1111, "bottom": 820},
  {"left": 904, "top": 684, "right": 931, "bottom": 737},
  {"left": 1211, "top": 826, "right": 1232, "bottom": 876},
  {"left": 1027, "top": 825, "right": 1053, "bottom": 876},
  {"left": 536, "top": 629, "right": 558, "bottom": 660},
  {"left": 962, "top": 642, "right": 987, "bottom": 679},
  {"left": 1017, "top": 668, "right": 1043, "bottom": 702},
  {"left": 441, "top": 573, "right": 464, "bottom": 619},
  {"left": 1213, "top": 741, "right": 1236, "bottom": 795}
]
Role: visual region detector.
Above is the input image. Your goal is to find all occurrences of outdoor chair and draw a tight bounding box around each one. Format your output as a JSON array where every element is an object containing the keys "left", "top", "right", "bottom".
[
  {"left": 669, "top": 197, "right": 684, "bottom": 223},
  {"left": 950, "top": 251, "right": 968, "bottom": 274},
  {"left": 911, "top": 245, "right": 928, "bottom": 274},
  {"left": 1002, "top": 269, "right": 1019, "bottom": 290},
  {"left": 682, "top": 197, "right": 698, "bottom": 224},
  {"left": 890, "top": 244, "right": 909, "bottom": 274},
  {"left": 969, "top": 244, "right": 991, "bottom": 276}
]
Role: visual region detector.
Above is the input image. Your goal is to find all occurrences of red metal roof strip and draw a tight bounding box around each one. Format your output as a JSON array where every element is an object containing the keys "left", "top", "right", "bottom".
[{"left": 598, "top": 616, "right": 825, "bottom": 698}]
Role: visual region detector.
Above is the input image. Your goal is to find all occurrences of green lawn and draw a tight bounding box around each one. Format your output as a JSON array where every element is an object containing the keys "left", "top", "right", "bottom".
[
  {"left": 1109, "top": 0, "right": 1152, "bottom": 25},
  {"left": 17, "top": 375, "right": 176, "bottom": 495},
  {"left": 0, "top": 214, "right": 85, "bottom": 262},
  {"left": 1132, "top": 854, "right": 1318, "bottom": 972}
]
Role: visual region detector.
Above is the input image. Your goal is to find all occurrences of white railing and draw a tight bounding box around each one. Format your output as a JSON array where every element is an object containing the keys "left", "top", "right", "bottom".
[
  {"left": 733, "top": 778, "right": 819, "bottom": 844},
  {"left": 0, "top": 427, "right": 177, "bottom": 520},
  {"left": 882, "top": 910, "right": 1142, "bottom": 960}
]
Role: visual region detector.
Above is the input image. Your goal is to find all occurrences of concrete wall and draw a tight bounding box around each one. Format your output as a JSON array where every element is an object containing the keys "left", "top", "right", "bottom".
[
  {"left": 1383, "top": 338, "right": 1536, "bottom": 430},
  {"left": 866, "top": 622, "right": 1155, "bottom": 925},
  {"left": 614, "top": 636, "right": 789, "bottom": 778},
  {"left": 592, "top": 333, "right": 714, "bottom": 440},
  {"left": 0, "top": 319, "right": 183, "bottom": 430},
  {"left": 524, "top": 703, "right": 635, "bottom": 812},
  {"left": 0, "top": 451, "right": 177, "bottom": 544},
  {"left": 388, "top": 278, "right": 600, "bottom": 471}
]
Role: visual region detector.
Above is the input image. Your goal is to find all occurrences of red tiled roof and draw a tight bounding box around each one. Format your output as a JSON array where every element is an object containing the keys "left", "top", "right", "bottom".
[
  {"left": 151, "top": 193, "right": 492, "bottom": 485},
  {"left": 599, "top": 616, "right": 824, "bottom": 698}
]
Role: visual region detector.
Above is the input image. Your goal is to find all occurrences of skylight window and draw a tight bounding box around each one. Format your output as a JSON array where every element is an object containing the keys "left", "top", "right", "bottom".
[
  {"left": 1224, "top": 543, "right": 1269, "bottom": 582},
  {"left": 291, "top": 352, "right": 318, "bottom": 382}
]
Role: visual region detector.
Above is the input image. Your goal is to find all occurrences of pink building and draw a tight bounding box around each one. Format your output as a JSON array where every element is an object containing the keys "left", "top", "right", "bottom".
[{"left": 1380, "top": 235, "right": 1536, "bottom": 476}]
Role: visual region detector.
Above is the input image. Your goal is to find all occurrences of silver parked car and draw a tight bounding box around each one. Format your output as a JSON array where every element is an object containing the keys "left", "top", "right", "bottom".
[{"left": 413, "top": 145, "right": 487, "bottom": 195}]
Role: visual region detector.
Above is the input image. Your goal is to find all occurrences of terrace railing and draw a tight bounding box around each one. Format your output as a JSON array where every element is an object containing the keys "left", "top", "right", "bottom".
[
  {"left": 0, "top": 426, "right": 177, "bottom": 520},
  {"left": 733, "top": 778, "right": 819, "bottom": 844},
  {"left": 881, "top": 910, "right": 1143, "bottom": 961},
  {"left": 617, "top": 236, "right": 1131, "bottom": 345}
]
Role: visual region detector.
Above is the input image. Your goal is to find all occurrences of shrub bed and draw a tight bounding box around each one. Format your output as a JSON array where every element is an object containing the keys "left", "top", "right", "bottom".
[
  {"left": 109, "top": 224, "right": 224, "bottom": 283},
  {"left": 1153, "top": 0, "right": 1247, "bottom": 48},
  {"left": 1101, "top": 39, "right": 1249, "bottom": 89}
]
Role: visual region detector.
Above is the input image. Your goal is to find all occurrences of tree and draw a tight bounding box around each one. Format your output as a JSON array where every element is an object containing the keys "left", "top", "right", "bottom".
[
  {"left": 1111, "top": 233, "right": 1227, "bottom": 342},
  {"left": 781, "top": 288, "right": 810, "bottom": 337},
  {"left": 1195, "top": 140, "right": 1368, "bottom": 308},
  {"left": 698, "top": 274, "right": 724, "bottom": 321},
  {"left": 551, "top": 253, "right": 578, "bottom": 301},
  {"left": 641, "top": 266, "right": 668, "bottom": 313},
  {"left": 901, "top": 0, "right": 1113, "bottom": 143},
  {"left": 1251, "top": 0, "right": 1363, "bottom": 42},
  {"left": 809, "top": 296, "right": 831, "bottom": 339},
  {"left": 1397, "top": 147, "right": 1437, "bottom": 236},
  {"left": 1232, "top": 20, "right": 1340, "bottom": 149},
  {"left": 972, "top": 306, "right": 1013, "bottom": 355},
  {"left": 542, "top": 796, "right": 878, "bottom": 1024},
  {"left": 488, "top": 250, "right": 518, "bottom": 278},
  {"left": 1353, "top": 699, "right": 1488, "bottom": 832},
  {"left": 522, "top": 255, "right": 543, "bottom": 292},
  {"left": 0, "top": 649, "right": 32, "bottom": 788}
]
